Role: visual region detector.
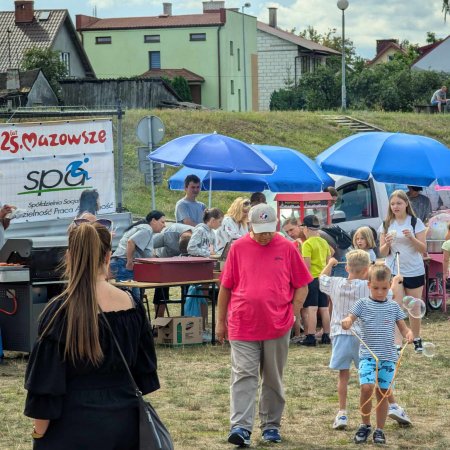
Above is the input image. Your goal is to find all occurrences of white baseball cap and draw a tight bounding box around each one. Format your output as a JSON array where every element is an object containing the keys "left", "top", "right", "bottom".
[{"left": 249, "top": 204, "right": 277, "bottom": 233}]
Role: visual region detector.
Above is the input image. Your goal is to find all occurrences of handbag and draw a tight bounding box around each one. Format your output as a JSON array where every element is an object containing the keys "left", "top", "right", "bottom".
[{"left": 100, "top": 309, "right": 174, "bottom": 450}]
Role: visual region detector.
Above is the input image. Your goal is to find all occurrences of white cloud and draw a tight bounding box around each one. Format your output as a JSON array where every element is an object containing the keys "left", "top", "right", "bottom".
[{"left": 253, "top": 0, "right": 450, "bottom": 58}]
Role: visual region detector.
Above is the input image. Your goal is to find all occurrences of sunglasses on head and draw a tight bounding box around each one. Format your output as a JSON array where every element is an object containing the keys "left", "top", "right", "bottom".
[{"left": 73, "top": 218, "right": 113, "bottom": 231}]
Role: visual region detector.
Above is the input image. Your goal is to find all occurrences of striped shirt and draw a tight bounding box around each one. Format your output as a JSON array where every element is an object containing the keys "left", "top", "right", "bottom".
[
  {"left": 319, "top": 275, "right": 368, "bottom": 337},
  {"left": 350, "top": 298, "right": 407, "bottom": 362}
]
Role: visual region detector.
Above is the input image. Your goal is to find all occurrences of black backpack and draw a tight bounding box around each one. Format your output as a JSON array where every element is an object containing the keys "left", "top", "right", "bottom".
[{"left": 321, "top": 225, "right": 353, "bottom": 250}]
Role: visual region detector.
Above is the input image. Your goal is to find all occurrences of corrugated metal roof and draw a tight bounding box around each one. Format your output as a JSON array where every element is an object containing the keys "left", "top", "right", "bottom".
[
  {"left": 77, "top": 13, "right": 223, "bottom": 30},
  {"left": 140, "top": 68, "right": 205, "bottom": 83},
  {"left": 257, "top": 21, "right": 340, "bottom": 56}
]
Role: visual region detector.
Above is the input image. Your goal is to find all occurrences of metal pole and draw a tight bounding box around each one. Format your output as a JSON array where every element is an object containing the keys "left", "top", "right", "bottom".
[
  {"left": 242, "top": 6, "right": 248, "bottom": 112},
  {"left": 116, "top": 100, "right": 123, "bottom": 212},
  {"left": 341, "top": 9, "right": 347, "bottom": 110},
  {"left": 147, "top": 118, "right": 156, "bottom": 210}
]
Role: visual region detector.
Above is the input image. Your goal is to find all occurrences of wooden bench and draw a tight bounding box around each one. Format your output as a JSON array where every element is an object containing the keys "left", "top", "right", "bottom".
[{"left": 414, "top": 104, "right": 439, "bottom": 114}]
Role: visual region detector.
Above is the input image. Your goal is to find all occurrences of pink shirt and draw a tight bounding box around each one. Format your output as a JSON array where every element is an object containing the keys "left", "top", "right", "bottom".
[{"left": 221, "top": 234, "right": 312, "bottom": 341}]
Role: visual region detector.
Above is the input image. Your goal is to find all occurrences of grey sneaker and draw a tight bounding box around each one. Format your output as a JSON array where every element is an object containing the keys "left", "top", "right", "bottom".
[
  {"left": 354, "top": 424, "right": 372, "bottom": 444},
  {"left": 373, "top": 428, "right": 386, "bottom": 444}
]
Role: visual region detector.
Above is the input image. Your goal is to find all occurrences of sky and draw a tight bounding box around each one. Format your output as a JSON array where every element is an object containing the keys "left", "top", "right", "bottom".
[{"left": 1, "top": 0, "right": 449, "bottom": 58}]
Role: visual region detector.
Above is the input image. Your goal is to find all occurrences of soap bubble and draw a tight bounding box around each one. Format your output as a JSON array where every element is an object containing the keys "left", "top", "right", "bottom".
[
  {"left": 422, "top": 342, "right": 436, "bottom": 358},
  {"left": 402, "top": 296, "right": 426, "bottom": 319}
]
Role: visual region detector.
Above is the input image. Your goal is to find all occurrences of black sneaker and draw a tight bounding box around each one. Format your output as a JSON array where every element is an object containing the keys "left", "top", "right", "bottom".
[
  {"left": 321, "top": 333, "right": 331, "bottom": 344},
  {"left": 354, "top": 424, "right": 372, "bottom": 444},
  {"left": 414, "top": 338, "right": 423, "bottom": 353},
  {"left": 373, "top": 428, "right": 386, "bottom": 444},
  {"left": 298, "top": 334, "right": 317, "bottom": 346},
  {"left": 228, "top": 427, "right": 251, "bottom": 447}
]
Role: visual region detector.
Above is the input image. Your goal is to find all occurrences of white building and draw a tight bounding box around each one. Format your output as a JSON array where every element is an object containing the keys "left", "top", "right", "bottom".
[
  {"left": 411, "top": 35, "right": 450, "bottom": 73},
  {"left": 257, "top": 7, "right": 340, "bottom": 111}
]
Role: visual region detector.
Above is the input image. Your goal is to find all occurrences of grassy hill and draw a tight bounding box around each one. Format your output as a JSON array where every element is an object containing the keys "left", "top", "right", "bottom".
[{"left": 116, "top": 110, "right": 450, "bottom": 219}]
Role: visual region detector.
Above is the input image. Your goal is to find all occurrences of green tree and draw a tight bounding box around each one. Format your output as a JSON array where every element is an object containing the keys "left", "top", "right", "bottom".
[
  {"left": 21, "top": 47, "right": 67, "bottom": 99},
  {"left": 170, "top": 76, "right": 192, "bottom": 102},
  {"left": 426, "top": 31, "right": 437, "bottom": 44},
  {"left": 444, "top": 0, "right": 450, "bottom": 20}
]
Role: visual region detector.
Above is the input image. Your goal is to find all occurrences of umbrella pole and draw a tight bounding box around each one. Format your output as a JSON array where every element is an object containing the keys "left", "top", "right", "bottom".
[{"left": 208, "top": 172, "right": 212, "bottom": 208}]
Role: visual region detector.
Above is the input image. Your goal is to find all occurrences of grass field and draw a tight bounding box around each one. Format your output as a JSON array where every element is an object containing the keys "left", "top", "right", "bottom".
[
  {"left": 1, "top": 309, "right": 449, "bottom": 450},
  {"left": 117, "top": 109, "right": 450, "bottom": 219}
]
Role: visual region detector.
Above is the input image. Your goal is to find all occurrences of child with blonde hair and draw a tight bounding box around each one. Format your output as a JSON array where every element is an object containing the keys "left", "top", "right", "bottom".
[{"left": 352, "top": 226, "right": 377, "bottom": 263}]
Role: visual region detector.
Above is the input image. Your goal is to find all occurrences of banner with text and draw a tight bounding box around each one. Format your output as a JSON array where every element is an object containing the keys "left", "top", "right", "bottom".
[{"left": 0, "top": 120, "right": 115, "bottom": 222}]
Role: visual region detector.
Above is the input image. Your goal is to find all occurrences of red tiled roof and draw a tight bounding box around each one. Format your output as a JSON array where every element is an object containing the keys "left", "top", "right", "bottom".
[
  {"left": 257, "top": 22, "right": 340, "bottom": 55},
  {"left": 412, "top": 36, "right": 450, "bottom": 66},
  {"left": 140, "top": 68, "right": 205, "bottom": 83},
  {"left": 77, "top": 13, "right": 224, "bottom": 30},
  {"left": 367, "top": 41, "right": 405, "bottom": 66}
]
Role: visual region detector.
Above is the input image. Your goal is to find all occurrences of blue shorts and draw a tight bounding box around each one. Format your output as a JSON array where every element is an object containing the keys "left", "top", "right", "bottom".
[
  {"left": 329, "top": 334, "right": 359, "bottom": 370},
  {"left": 359, "top": 358, "right": 396, "bottom": 389}
]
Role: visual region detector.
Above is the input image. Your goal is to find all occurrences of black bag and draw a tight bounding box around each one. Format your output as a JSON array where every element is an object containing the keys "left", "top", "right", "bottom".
[
  {"left": 321, "top": 225, "right": 353, "bottom": 250},
  {"left": 101, "top": 310, "right": 174, "bottom": 450}
]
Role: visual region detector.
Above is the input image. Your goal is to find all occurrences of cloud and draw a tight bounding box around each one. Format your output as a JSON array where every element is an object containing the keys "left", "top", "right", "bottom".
[{"left": 254, "top": 0, "right": 450, "bottom": 58}]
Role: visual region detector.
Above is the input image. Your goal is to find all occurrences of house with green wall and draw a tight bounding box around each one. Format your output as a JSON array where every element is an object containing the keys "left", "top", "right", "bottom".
[{"left": 76, "top": 1, "right": 256, "bottom": 111}]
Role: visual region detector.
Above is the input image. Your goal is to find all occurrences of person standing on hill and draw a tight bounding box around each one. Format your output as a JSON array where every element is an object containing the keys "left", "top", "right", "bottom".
[{"left": 175, "top": 174, "right": 206, "bottom": 226}]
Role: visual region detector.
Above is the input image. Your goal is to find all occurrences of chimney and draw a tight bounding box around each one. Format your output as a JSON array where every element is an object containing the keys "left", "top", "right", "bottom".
[
  {"left": 163, "top": 3, "right": 172, "bottom": 16},
  {"left": 203, "top": 1, "right": 225, "bottom": 13},
  {"left": 268, "top": 7, "right": 277, "bottom": 28},
  {"left": 15, "top": 0, "right": 34, "bottom": 24},
  {"left": 376, "top": 39, "right": 398, "bottom": 55},
  {"left": 6, "top": 69, "right": 20, "bottom": 91}
]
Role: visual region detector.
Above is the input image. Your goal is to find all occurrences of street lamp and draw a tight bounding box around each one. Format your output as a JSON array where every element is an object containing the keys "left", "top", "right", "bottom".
[
  {"left": 337, "top": 0, "right": 349, "bottom": 110},
  {"left": 242, "top": 2, "right": 251, "bottom": 112}
]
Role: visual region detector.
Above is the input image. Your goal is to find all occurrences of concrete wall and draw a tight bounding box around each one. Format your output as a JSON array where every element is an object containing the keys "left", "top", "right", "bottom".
[
  {"left": 26, "top": 71, "right": 58, "bottom": 106},
  {"left": 257, "top": 29, "right": 298, "bottom": 111},
  {"left": 52, "top": 24, "right": 88, "bottom": 78},
  {"left": 412, "top": 38, "right": 450, "bottom": 72}
]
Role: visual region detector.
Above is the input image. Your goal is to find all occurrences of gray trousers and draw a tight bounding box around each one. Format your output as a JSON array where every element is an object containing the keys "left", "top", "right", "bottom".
[{"left": 229, "top": 330, "right": 290, "bottom": 432}]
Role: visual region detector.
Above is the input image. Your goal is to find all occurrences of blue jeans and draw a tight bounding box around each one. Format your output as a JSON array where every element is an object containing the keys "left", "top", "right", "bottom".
[{"left": 110, "top": 258, "right": 140, "bottom": 301}]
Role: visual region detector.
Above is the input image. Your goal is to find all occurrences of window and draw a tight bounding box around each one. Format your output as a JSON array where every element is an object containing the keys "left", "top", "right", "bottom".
[
  {"left": 230, "top": 41, "right": 234, "bottom": 56},
  {"left": 312, "top": 57, "right": 321, "bottom": 70},
  {"left": 300, "top": 55, "right": 309, "bottom": 74},
  {"left": 190, "top": 33, "right": 206, "bottom": 41},
  {"left": 237, "top": 48, "right": 241, "bottom": 71},
  {"left": 230, "top": 80, "right": 235, "bottom": 95},
  {"left": 336, "top": 180, "right": 378, "bottom": 222},
  {"left": 238, "top": 89, "right": 241, "bottom": 112},
  {"left": 149, "top": 51, "right": 161, "bottom": 69},
  {"left": 60, "top": 52, "right": 70, "bottom": 75},
  {"left": 95, "top": 36, "right": 111, "bottom": 44},
  {"left": 144, "top": 35, "right": 160, "bottom": 43}
]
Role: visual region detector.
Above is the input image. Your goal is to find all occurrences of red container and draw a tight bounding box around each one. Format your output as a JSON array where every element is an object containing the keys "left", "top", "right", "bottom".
[{"left": 133, "top": 257, "right": 214, "bottom": 283}]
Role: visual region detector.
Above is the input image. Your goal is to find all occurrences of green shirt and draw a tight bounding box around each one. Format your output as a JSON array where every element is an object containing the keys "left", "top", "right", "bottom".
[{"left": 301, "top": 236, "right": 331, "bottom": 278}]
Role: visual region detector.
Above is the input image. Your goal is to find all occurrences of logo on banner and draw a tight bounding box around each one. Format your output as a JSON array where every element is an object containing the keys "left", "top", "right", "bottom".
[{"left": 19, "top": 157, "right": 93, "bottom": 196}]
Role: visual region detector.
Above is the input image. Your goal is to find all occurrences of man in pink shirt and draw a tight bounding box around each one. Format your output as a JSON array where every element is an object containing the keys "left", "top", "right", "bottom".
[{"left": 216, "top": 204, "right": 311, "bottom": 447}]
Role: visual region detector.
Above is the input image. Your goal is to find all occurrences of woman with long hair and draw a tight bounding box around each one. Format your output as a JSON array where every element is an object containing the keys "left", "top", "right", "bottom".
[
  {"left": 24, "top": 222, "right": 159, "bottom": 449},
  {"left": 215, "top": 197, "right": 250, "bottom": 251},
  {"left": 378, "top": 189, "right": 426, "bottom": 353}
]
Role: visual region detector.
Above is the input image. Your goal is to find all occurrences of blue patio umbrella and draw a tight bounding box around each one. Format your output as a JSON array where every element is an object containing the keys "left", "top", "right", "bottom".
[
  {"left": 316, "top": 132, "right": 450, "bottom": 186},
  {"left": 168, "top": 145, "right": 334, "bottom": 192},
  {"left": 149, "top": 133, "right": 276, "bottom": 206}
]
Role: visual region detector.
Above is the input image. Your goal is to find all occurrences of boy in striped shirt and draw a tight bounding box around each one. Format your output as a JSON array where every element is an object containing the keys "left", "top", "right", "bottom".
[{"left": 341, "top": 265, "right": 413, "bottom": 445}]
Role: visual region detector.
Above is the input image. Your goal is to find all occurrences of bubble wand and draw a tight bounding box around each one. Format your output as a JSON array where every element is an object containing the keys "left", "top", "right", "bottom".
[{"left": 350, "top": 329, "right": 409, "bottom": 416}]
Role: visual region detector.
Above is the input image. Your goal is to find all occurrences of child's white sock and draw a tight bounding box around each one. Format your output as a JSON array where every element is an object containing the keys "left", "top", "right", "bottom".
[{"left": 338, "top": 409, "right": 347, "bottom": 415}]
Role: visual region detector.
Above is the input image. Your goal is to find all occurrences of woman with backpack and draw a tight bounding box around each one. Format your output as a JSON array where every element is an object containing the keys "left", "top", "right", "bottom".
[{"left": 378, "top": 189, "right": 427, "bottom": 353}]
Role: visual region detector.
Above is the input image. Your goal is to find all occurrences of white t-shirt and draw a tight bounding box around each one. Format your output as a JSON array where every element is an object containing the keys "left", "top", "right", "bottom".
[{"left": 378, "top": 216, "right": 426, "bottom": 277}]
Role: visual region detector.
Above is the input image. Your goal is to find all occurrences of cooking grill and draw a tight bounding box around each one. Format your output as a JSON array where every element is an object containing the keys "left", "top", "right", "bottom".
[{"left": 0, "top": 237, "right": 67, "bottom": 352}]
